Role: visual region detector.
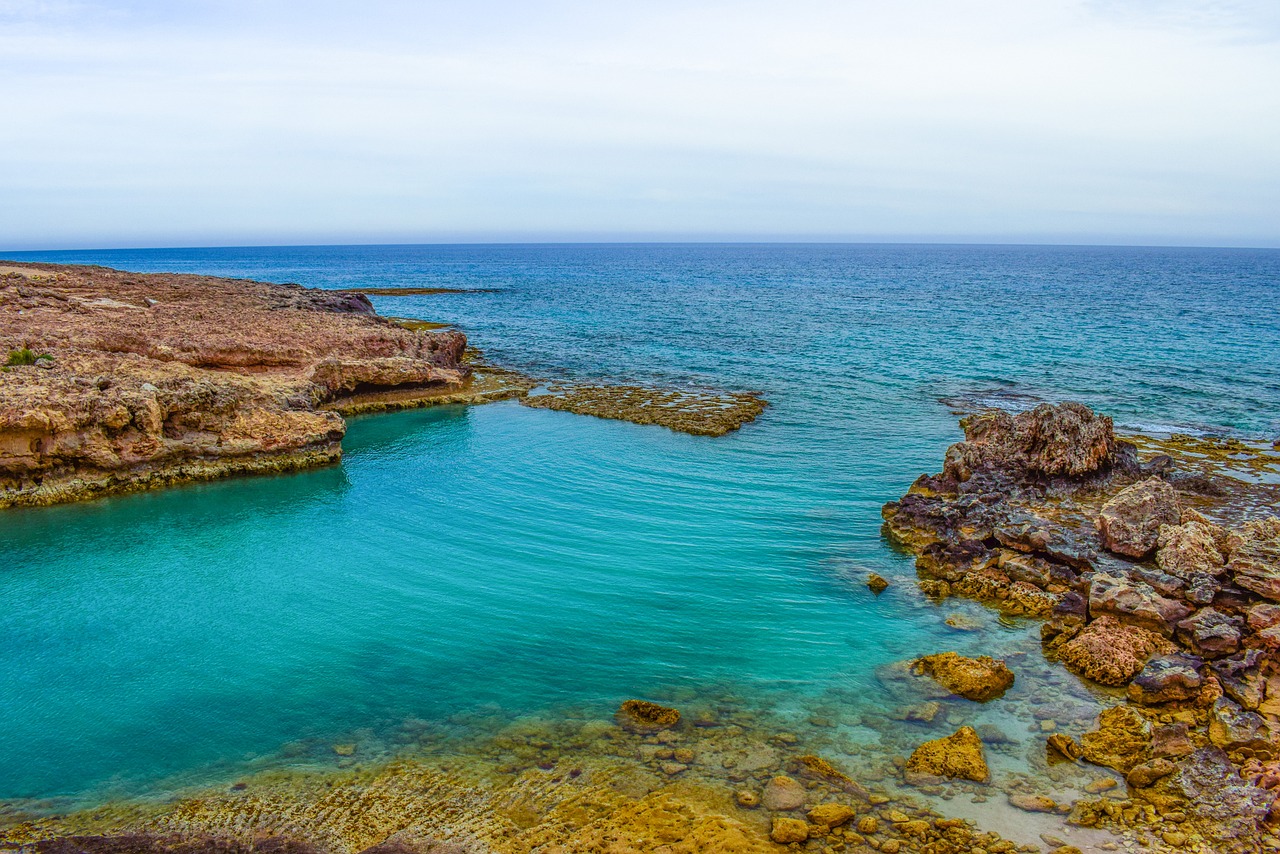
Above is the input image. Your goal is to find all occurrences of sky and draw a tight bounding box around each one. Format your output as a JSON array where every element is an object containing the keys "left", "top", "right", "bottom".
[{"left": 1, "top": 0, "right": 1279, "bottom": 249}]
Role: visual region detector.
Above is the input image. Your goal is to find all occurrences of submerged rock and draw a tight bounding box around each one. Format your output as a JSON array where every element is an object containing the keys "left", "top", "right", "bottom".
[
  {"left": 807, "top": 802, "right": 856, "bottom": 828},
  {"left": 769, "top": 816, "right": 809, "bottom": 844},
  {"left": 912, "top": 652, "right": 1015, "bottom": 702},
  {"left": 617, "top": 700, "right": 681, "bottom": 732},
  {"left": 1095, "top": 477, "right": 1181, "bottom": 558},
  {"left": 761, "top": 775, "right": 806, "bottom": 811},
  {"left": 905, "top": 726, "right": 990, "bottom": 783}
]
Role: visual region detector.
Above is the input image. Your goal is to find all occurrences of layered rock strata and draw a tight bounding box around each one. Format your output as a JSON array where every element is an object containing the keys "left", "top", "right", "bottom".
[
  {"left": 0, "top": 263, "right": 485, "bottom": 508},
  {"left": 882, "top": 401, "right": 1280, "bottom": 849}
]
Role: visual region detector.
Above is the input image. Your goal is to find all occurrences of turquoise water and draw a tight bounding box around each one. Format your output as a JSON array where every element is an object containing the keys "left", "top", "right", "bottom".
[{"left": 2, "top": 244, "right": 1279, "bottom": 806}]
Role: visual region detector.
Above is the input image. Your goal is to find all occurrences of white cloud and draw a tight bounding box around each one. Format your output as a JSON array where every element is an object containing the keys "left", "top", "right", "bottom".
[{"left": 1, "top": 0, "right": 1277, "bottom": 247}]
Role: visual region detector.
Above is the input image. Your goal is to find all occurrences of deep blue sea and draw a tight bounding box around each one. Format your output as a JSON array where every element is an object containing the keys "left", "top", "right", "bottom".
[{"left": 1, "top": 244, "right": 1278, "bottom": 820}]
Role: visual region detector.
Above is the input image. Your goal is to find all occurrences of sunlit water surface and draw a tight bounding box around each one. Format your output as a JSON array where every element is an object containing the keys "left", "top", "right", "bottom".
[{"left": 2, "top": 245, "right": 1278, "bottom": 824}]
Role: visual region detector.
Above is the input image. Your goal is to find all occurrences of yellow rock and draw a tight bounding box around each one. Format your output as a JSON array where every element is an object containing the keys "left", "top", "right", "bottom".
[
  {"left": 807, "top": 803, "right": 856, "bottom": 828},
  {"left": 770, "top": 816, "right": 809, "bottom": 844}
]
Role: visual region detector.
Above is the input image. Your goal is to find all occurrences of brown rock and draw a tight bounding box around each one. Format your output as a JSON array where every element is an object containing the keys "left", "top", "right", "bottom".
[
  {"left": 1046, "top": 733, "right": 1081, "bottom": 762},
  {"left": 1156, "top": 519, "right": 1229, "bottom": 578},
  {"left": 912, "top": 651, "right": 1015, "bottom": 702},
  {"left": 1227, "top": 518, "right": 1280, "bottom": 600},
  {"left": 807, "top": 803, "right": 856, "bottom": 828},
  {"left": 761, "top": 775, "right": 806, "bottom": 811},
  {"left": 617, "top": 699, "right": 680, "bottom": 732},
  {"left": 1087, "top": 572, "right": 1192, "bottom": 637},
  {"left": 1175, "top": 608, "right": 1242, "bottom": 658},
  {"left": 905, "top": 726, "right": 989, "bottom": 783},
  {"left": 1008, "top": 793, "right": 1056, "bottom": 813},
  {"left": 1125, "top": 758, "right": 1176, "bottom": 788},
  {"left": 867, "top": 573, "right": 890, "bottom": 594},
  {"left": 769, "top": 816, "right": 809, "bottom": 844},
  {"left": 0, "top": 263, "right": 473, "bottom": 508},
  {"left": 1052, "top": 616, "right": 1173, "bottom": 686},
  {"left": 1095, "top": 478, "right": 1181, "bottom": 558},
  {"left": 1125, "top": 653, "right": 1204, "bottom": 704},
  {"left": 1080, "top": 705, "right": 1151, "bottom": 773},
  {"left": 942, "top": 402, "right": 1118, "bottom": 480}
]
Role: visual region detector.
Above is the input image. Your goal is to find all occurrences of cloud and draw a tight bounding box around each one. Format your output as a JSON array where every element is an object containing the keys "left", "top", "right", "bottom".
[{"left": 1, "top": 0, "right": 1277, "bottom": 248}]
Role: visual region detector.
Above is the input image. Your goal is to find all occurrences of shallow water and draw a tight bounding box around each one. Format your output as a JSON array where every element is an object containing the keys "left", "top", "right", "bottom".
[{"left": 1, "top": 244, "right": 1278, "bottom": 834}]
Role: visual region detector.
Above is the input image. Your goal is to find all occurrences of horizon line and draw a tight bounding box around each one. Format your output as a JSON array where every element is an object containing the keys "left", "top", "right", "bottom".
[{"left": 6, "top": 237, "right": 1280, "bottom": 254}]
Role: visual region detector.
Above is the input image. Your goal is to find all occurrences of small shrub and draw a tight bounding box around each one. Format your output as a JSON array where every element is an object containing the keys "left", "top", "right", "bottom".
[{"left": 4, "top": 348, "right": 53, "bottom": 366}]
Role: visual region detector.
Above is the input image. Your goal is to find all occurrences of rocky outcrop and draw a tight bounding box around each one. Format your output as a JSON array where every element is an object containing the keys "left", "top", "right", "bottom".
[
  {"left": 1096, "top": 478, "right": 1181, "bottom": 558},
  {"left": 0, "top": 263, "right": 476, "bottom": 507},
  {"left": 911, "top": 652, "right": 1015, "bottom": 702},
  {"left": 941, "top": 402, "right": 1118, "bottom": 481},
  {"left": 883, "top": 402, "right": 1280, "bottom": 847},
  {"left": 904, "top": 726, "right": 990, "bottom": 783}
]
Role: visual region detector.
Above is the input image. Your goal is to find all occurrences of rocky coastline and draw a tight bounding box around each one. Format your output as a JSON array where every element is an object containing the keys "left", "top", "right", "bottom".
[
  {"left": 882, "top": 402, "right": 1280, "bottom": 851},
  {"left": 0, "top": 263, "right": 763, "bottom": 509}
]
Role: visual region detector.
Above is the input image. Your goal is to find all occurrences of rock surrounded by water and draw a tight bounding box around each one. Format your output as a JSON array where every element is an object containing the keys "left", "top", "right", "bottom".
[{"left": 882, "top": 400, "right": 1280, "bottom": 850}]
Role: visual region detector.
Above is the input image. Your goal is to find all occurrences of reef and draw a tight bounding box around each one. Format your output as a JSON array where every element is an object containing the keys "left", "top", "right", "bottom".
[
  {"left": 521, "top": 384, "right": 767, "bottom": 437},
  {"left": 882, "top": 400, "right": 1280, "bottom": 851},
  {"left": 0, "top": 263, "right": 518, "bottom": 508}
]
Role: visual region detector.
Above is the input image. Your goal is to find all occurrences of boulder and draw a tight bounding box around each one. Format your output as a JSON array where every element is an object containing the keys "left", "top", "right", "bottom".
[
  {"left": 1208, "top": 697, "right": 1272, "bottom": 750},
  {"left": 1080, "top": 705, "right": 1152, "bottom": 773},
  {"left": 1052, "top": 616, "right": 1173, "bottom": 686},
  {"left": 1087, "top": 573, "right": 1192, "bottom": 637},
  {"left": 1126, "top": 758, "right": 1177, "bottom": 788},
  {"left": 912, "top": 652, "right": 1015, "bottom": 702},
  {"left": 807, "top": 803, "right": 856, "bottom": 828},
  {"left": 1211, "top": 650, "right": 1266, "bottom": 710},
  {"left": 1125, "top": 653, "right": 1204, "bottom": 704},
  {"left": 1227, "top": 517, "right": 1280, "bottom": 600},
  {"left": 867, "top": 573, "right": 890, "bottom": 594},
  {"left": 905, "top": 726, "right": 990, "bottom": 783},
  {"left": 942, "top": 402, "right": 1117, "bottom": 481},
  {"left": 761, "top": 775, "right": 806, "bottom": 811},
  {"left": 1095, "top": 478, "right": 1181, "bottom": 558},
  {"left": 617, "top": 699, "right": 680, "bottom": 732},
  {"left": 1174, "top": 608, "right": 1242, "bottom": 659},
  {"left": 1156, "top": 518, "right": 1229, "bottom": 578}
]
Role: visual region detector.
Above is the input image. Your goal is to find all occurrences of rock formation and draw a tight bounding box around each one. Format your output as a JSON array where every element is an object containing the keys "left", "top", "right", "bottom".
[
  {"left": 911, "top": 652, "right": 1015, "bottom": 702},
  {"left": 0, "top": 263, "right": 487, "bottom": 508},
  {"left": 882, "top": 401, "right": 1280, "bottom": 847}
]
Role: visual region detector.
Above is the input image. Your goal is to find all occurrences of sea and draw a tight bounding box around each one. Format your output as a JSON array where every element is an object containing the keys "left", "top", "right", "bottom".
[{"left": 1, "top": 244, "right": 1278, "bottom": 835}]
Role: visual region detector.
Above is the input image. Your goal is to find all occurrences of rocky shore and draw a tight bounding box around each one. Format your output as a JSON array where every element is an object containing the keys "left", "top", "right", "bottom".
[
  {"left": 0, "top": 263, "right": 763, "bottom": 509},
  {"left": 882, "top": 402, "right": 1280, "bottom": 851}
]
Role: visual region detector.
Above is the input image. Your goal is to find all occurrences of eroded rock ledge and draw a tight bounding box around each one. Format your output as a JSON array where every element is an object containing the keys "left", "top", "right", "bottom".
[
  {"left": 0, "top": 263, "right": 496, "bottom": 508},
  {"left": 882, "top": 401, "right": 1280, "bottom": 850}
]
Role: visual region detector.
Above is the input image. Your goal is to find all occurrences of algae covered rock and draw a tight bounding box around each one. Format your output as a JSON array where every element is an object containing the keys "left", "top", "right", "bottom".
[
  {"left": 905, "top": 726, "right": 990, "bottom": 783},
  {"left": 770, "top": 816, "right": 809, "bottom": 843},
  {"left": 1095, "top": 477, "right": 1181, "bottom": 558},
  {"left": 912, "top": 651, "right": 1014, "bottom": 702},
  {"left": 1081, "top": 705, "right": 1152, "bottom": 773},
  {"left": 617, "top": 699, "right": 680, "bottom": 732},
  {"left": 807, "top": 802, "right": 856, "bottom": 828}
]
